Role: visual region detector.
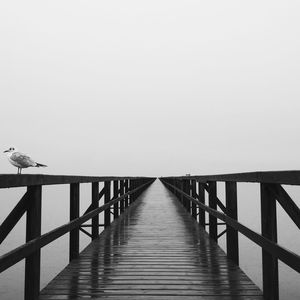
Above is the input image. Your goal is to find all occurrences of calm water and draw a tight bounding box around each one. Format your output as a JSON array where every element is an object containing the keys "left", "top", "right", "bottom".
[{"left": 0, "top": 180, "right": 299, "bottom": 299}]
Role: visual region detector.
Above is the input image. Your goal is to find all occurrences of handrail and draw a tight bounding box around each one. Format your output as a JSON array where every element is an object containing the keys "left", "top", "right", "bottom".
[
  {"left": 0, "top": 174, "right": 150, "bottom": 188},
  {"left": 164, "top": 170, "right": 300, "bottom": 185},
  {"left": 0, "top": 182, "right": 150, "bottom": 273},
  {"left": 0, "top": 175, "right": 156, "bottom": 300},
  {"left": 160, "top": 172, "right": 300, "bottom": 300},
  {"left": 162, "top": 180, "right": 300, "bottom": 271}
]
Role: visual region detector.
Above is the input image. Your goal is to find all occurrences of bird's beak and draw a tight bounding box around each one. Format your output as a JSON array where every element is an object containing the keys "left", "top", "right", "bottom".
[{"left": 3, "top": 150, "right": 9, "bottom": 153}]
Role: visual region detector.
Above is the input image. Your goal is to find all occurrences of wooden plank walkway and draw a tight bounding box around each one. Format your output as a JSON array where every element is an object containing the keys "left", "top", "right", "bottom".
[{"left": 39, "top": 181, "right": 263, "bottom": 300}]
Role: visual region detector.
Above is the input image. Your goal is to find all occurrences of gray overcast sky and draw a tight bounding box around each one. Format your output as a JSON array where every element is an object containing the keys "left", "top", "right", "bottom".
[{"left": 0, "top": 1, "right": 300, "bottom": 176}]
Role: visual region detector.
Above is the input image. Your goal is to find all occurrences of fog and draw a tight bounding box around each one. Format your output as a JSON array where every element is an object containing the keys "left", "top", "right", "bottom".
[
  {"left": 1, "top": 2, "right": 300, "bottom": 299},
  {"left": 1, "top": 1, "right": 300, "bottom": 176}
]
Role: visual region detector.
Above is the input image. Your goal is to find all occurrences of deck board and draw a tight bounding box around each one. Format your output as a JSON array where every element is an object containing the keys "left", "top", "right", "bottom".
[{"left": 39, "top": 181, "right": 263, "bottom": 300}]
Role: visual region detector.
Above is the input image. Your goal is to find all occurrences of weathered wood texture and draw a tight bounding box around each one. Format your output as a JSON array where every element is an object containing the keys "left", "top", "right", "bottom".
[
  {"left": 25, "top": 185, "right": 42, "bottom": 300},
  {"left": 163, "top": 170, "right": 300, "bottom": 185},
  {"left": 161, "top": 178, "right": 300, "bottom": 274},
  {"left": 39, "top": 181, "right": 262, "bottom": 300},
  {"left": 0, "top": 180, "right": 154, "bottom": 274},
  {"left": 0, "top": 175, "right": 153, "bottom": 189},
  {"left": 69, "top": 183, "right": 80, "bottom": 261}
]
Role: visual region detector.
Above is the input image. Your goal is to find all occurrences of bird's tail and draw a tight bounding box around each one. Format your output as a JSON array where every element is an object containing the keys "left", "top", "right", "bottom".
[{"left": 36, "top": 163, "right": 47, "bottom": 167}]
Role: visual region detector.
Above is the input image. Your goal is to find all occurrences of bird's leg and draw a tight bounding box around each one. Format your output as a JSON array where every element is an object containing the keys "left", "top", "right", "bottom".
[{"left": 20, "top": 168, "right": 22, "bottom": 174}]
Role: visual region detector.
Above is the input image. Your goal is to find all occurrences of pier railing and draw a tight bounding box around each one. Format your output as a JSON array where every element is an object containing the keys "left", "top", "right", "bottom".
[
  {"left": 160, "top": 171, "right": 300, "bottom": 300},
  {"left": 0, "top": 175, "right": 155, "bottom": 300}
]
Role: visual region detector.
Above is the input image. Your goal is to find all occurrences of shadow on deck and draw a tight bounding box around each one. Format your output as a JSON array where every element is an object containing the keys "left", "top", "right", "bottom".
[{"left": 39, "top": 181, "right": 262, "bottom": 300}]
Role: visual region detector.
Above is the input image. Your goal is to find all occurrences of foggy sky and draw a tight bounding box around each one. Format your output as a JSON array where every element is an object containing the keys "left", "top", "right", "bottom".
[{"left": 1, "top": 1, "right": 300, "bottom": 177}]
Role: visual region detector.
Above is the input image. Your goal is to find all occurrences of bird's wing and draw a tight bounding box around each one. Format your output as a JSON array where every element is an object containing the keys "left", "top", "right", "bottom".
[{"left": 10, "top": 152, "right": 36, "bottom": 167}]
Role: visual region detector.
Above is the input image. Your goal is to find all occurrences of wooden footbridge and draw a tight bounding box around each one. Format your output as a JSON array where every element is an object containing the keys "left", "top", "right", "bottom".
[{"left": 0, "top": 172, "right": 300, "bottom": 300}]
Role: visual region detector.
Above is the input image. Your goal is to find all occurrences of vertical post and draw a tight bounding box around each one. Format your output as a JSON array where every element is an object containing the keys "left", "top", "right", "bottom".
[
  {"left": 261, "top": 183, "right": 279, "bottom": 300},
  {"left": 70, "top": 183, "right": 80, "bottom": 261},
  {"left": 191, "top": 180, "right": 197, "bottom": 219},
  {"left": 104, "top": 181, "right": 111, "bottom": 228},
  {"left": 225, "top": 181, "right": 239, "bottom": 265},
  {"left": 180, "top": 180, "right": 184, "bottom": 204},
  {"left": 113, "top": 180, "right": 119, "bottom": 219},
  {"left": 25, "top": 185, "right": 42, "bottom": 300},
  {"left": 172, "top": 179, "right": 176, "bottom": 194},
  {"left": 208, "top": 181, "right": 217, "bottom": 242},
  {"left": 125, "top": 179, "right": 129, "bottom": 208},
  {"left": 120, "top": 180, "right": 125, "bottom": 214},
  {"left": 91, "top": 182, "right": 99, "bottom": 239},
  {"left": 198, "top": 182, "right": 205, "bottom": 228},
  {"left": 182, "top": 180, "right": 190, "bottom": 212},
  {"left": 187, "top": 180, "right": 191, "bottom": 213},
  {"left": 129, "top": 179, "right": 135, "bottom": 204}
]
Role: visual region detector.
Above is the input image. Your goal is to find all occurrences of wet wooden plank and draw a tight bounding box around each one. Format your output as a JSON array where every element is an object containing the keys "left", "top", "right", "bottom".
[{"left": 39, "top": 181, "right": 262, "bottom": 300}]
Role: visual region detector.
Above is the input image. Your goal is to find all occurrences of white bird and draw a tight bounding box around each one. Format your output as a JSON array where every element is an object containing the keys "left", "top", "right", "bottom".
[{"left": 4, "top": 147, "right": 47, "bottom": 174}]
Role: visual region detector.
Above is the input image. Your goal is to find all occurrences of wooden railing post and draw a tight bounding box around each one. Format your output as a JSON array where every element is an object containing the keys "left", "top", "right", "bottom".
[
  {"left": 91, "top": 182, "right": 99, "bottom": 239},
  {"left": 25, "top": 185, "right": 42, "bottom": 300},
  {"left": 180, "top": 180, "right": 184, "bottom": 204},
  {"left": 104, "top": 181, "right": 111, "bottom": 228},
  {"left": 69, "top": 183, "right": 79, "bottom": 261},
  {"left": 177, "top": 180, "right": 180, "bottom": 200},
  {"left": 191, "top": 180, "right": 197, "bottom": 219},
  {"left": 225, "top": 181, "right": 239, "bottom": 265},
  {"left": 198, "top": 182, "right": 205, "bottom": 228},
  {"left": 261, "top": 183, "right": 279, "bottom": 300},
  {"left": 125, "top": 179, "right": 129, "bottom": 208},
  {"left": 172, "top": 179, "right": 175, "bottom": 194},
  {"left": 182, "top": 180, "right": 190, "bottom": 212},
  {"left": 208, "top": 181, "right": 217, "bottom": 242},
  {"left": 129, "top": 179, "right": 135, "bottom": 204},
  {"left": 120, "top": 180, "right": 125, "bottom": 214},
  {"left": 113, "top": 180, "right": 119, "bottom": 219},
  {"left": 187, "top": 180, "right": 191, "bottom": 213}
]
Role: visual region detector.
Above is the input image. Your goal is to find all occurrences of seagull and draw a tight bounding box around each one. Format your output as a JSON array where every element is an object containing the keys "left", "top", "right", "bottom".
[{"left": 4, "top": 147, "right": 47, "bottom": 174}]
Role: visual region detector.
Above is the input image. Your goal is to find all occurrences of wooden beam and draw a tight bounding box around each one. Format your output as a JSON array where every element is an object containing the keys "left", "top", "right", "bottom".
[
  {"left": 202, "top": 183, "right": 228, "bottom": 214},
  {"left": 183, "top": 180, "right": 191, "bottom": 213},
  {"left": 225, "top": 181, "right": 239, "bottom": 265},
  {"left": 113, "top": 181, "right": 119, "bottom": 219},
  {"left": 120, "top": 180, "right": 125, "bottom": 213},
  {"left": 0, "top": 175, "right": 155, "bottom": 189},
  {"left": 0, "top": 191, "right": 30, "bottom": 244},
  {"left": 104, "top": 181, "right": 111, "bottom": 228},
  {"left": 180, "top": 180, "right": 184, "bottom": 204},
  {"left": 79, "top": 227, "right": 92, "bottom": 238},
  {"left": 83, "top": 186, "right": 105, "bottom": 216},
  {"left": 191, "top": 180, "right": 197, "bottom": 219},
  {"left": 197, "top": 183, "right": 205, "bottom": 228},
  {"left": 261, "top": 183, "right": 279, "bottom": 300},
  {"left": 161, "top": 170, "right": 300, "bottom": 185},
  {"left": 0, "top": 180, "right": 154, "bottom": 274},
  {"left": 268, "top": 184, "right": 300, "bottom": 230},
  {"left": 208, "top": 182, "right": 217, "bottom": 242},
  {"left": 124, "top": 180, "right": 129, "bottom": 208},
  {"left": 160, "top": 179, "right": 300, "bottom": 274},
  {"left": 25, "top": 185, "right": 42, "bottom": 300},
  {"left": 91, "top": 182, "right": 99, "bottom": 239},
  {"left": 217, "top": 229, "right": 227, "bottom": 239},
  {"left": 69, "top": 183, "right": 79, "bottom": 262},
  {"left": 129, "top": 179, "right": 134, "bottom": 204}
]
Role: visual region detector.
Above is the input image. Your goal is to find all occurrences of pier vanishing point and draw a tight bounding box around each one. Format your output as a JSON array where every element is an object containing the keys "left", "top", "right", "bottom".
[{"left": 0, "top": 172, "right": 300, "bottom": 300}]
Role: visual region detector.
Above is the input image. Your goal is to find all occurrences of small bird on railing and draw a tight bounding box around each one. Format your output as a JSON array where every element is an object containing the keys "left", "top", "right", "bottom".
[{"left": 3, "top": 147, "right": 47, "bottom": 174}]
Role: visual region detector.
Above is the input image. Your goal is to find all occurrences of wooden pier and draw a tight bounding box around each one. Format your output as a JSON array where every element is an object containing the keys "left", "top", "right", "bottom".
[
  {"left": 39, "top": 181, "right": 262, "bottom": 299},
  {"left": 0, "top": 172, "right": 300, "bottom": 300}
]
